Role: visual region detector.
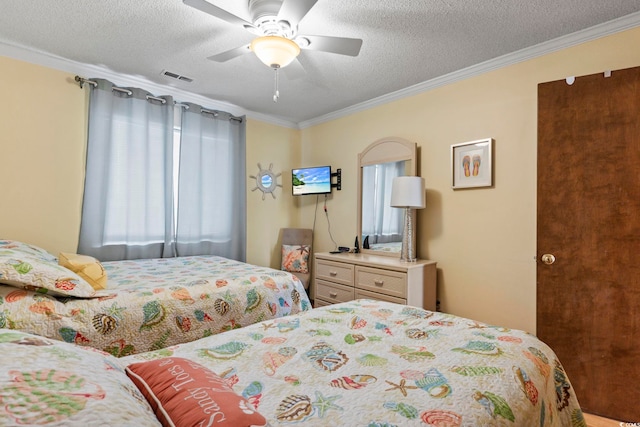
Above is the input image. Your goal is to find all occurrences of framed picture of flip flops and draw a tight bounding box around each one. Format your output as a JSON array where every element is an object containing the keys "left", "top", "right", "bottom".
[{"left": 451, "top": 138, "right": 493, "bottom": 189}]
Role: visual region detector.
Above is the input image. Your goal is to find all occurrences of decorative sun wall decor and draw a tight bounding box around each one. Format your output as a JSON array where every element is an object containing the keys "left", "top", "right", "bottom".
[{"left": 250, "top": 163, "right": 282, "bottom": 200}]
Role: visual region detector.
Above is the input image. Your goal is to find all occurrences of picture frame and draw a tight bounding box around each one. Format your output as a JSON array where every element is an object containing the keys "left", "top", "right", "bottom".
[{"left": 451, "top": 138, "right": 493, "bottom": 189}]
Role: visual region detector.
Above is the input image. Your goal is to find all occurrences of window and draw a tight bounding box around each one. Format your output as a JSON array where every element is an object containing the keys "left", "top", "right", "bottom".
[{"left": 78, "top": 80, "right": 246, "bottom": 261}]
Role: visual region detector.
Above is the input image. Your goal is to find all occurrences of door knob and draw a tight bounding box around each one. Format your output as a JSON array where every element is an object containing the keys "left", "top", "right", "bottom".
[{"left": 541, "top": 254, "right": 556, "bottom": 265}]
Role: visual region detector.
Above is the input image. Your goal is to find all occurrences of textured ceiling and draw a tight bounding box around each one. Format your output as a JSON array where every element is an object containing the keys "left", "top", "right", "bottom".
[{"left": 1, "top": 0, "right": 640, "bottom": 126}]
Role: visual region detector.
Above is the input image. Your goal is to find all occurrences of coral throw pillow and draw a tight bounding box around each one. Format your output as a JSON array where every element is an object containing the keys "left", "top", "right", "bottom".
[
  {"left": 126, "top": 357, "right": 268, "bottom": 427},
  {"left": 281, "top": 244, "right": 310, "bottom": 273}
]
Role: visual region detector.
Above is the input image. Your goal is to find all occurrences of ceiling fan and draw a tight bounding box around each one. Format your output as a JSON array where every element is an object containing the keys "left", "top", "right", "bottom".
[{"left": 183, "top": 0, "right": 363, "bottom": 101}]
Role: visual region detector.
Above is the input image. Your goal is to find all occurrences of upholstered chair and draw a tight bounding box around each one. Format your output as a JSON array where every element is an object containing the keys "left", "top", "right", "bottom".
[{"left": 280, "top": 228, "right": 313, "bottom": 290}]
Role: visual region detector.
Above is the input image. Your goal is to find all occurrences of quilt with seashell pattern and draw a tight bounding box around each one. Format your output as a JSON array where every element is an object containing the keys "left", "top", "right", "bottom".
[
  {"left": 121, "top": 299, "right": 586, "bottom": 427},
  {"left": 0, "top": 255, "right": 311, "bottom": 356}
]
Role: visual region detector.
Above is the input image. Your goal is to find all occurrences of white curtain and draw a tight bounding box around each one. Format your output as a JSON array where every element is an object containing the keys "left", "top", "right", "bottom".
[
  {"left": 78, "top": 81, "right": 246, "bottom": 262},
  {"left": 175, "top": 103, "right": 246, "bottom": 260},
  {"left": 78, "top": 79, "right": 175, "bottom": 261},
  {"left": 361, "top": 161, "right": 404, "bottom": 244}
]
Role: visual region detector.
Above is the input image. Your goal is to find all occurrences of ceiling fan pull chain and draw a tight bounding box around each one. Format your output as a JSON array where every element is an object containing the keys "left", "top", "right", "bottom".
[{"left": 273, "top": 65, "right": 280, "bottom": 103}]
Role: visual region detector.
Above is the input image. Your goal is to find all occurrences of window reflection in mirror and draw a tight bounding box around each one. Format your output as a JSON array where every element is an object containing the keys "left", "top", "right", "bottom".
[{"left": 361, "top": 160, "right": 406, "bottom": 253}]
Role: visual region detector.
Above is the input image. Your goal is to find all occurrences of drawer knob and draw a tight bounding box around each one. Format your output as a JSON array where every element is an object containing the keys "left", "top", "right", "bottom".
[
  {"left": 374, "top": 280, "right": 384, "bottom": 286},
  {"left": 329, "top": 271, "right": 338, "bottom": 276},
  {"left": 329, "top": 292, "right": 338, "bottom": 298}
]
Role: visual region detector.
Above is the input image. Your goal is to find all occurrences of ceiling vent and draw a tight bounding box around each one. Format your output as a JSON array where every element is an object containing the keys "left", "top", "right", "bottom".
[{"left": 161, "top": 70, "right": 193, "bottom": 83}]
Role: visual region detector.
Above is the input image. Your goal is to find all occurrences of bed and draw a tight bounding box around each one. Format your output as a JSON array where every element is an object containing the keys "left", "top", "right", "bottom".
[
  {"left": 0, "top": 299, "right": 585, "bottom": 426},
  {"left": 0, "top": 240, "right": 311, "bottom": 356}
]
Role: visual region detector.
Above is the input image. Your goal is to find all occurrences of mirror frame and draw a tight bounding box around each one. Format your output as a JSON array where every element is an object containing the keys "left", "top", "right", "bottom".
[{"left": 357, "top": 137, "right": 417, "bottom": 257}]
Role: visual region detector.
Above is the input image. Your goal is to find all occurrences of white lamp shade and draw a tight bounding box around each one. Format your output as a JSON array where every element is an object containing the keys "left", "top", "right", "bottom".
[
  {"left": 250, "top": 36, "right": 300, "bottom": 68},
  {"left": 390, "top": 176, "right": 426, "bottom": 208}
]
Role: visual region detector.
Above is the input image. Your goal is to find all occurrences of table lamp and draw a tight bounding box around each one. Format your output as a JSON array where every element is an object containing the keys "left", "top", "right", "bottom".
[{"left": 390, "top": 176, "right": 426, "bottom": 262}]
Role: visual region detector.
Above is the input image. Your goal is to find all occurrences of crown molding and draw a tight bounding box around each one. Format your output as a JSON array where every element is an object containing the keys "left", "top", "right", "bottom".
[
  {"left": 3, "top": 10, "right": 640, "bottom": 131},
  {"left": 0, "top": 41, "right": 299, "bottom": 129},
  {"left": 298, "top": 11, "right": 640, "bottom": 129}
]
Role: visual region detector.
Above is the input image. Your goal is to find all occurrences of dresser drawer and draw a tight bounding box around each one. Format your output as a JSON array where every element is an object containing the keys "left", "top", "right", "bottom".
[
  {"left": 355, "top": 266, "right": 407, "bottom": 299},
  {"left": 315, "top": 279, "right": 355, "bottom": 303},
  {"left": 313, "top": 299, "right": 332, "bottom": 308},
  {"left": 315, "top": 260, "right": 354, "bottom": 286},
  {"left": 355, "top": 289, "right": 406, "bottom": 305}
]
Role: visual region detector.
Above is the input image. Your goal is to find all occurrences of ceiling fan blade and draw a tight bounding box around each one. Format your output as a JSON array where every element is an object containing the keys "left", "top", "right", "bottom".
[
  {"left": 207, "top": 44, "right": 251, "bottom": 62},
  {"left": 183, "top": 0, "right": 253, "bottom": 28},
  {"left": 299, "top": 35, "right": 363, "bottom": 56},
  {"left": 283, "top": 58, "right": 306, "bottom": 80},
  {"left": 277, "top": 0, "right": 318, "bottom": 27}
]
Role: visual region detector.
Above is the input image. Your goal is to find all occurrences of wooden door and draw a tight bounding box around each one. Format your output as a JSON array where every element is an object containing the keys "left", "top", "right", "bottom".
[{"left": 537, "top": 67, "right": 640, "bottom": 421}]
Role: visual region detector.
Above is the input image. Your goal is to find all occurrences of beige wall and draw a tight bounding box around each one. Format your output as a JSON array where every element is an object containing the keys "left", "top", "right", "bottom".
[
  {"left": 0, "top": 57, "right": 87, "bottom": 254},
  {"left": 245, "top": 119, "right": 301, "bottom": 268},
  {"left": 3, "top": 25, "right": 640, "bottom": 334},
  {"left": 301, "top": 27, "right": 640, "bottom": 333}
]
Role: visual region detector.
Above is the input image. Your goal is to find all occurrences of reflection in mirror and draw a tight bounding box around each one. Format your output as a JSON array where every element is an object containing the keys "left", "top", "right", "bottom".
[
  {"left": 357, "top": 137, "right": 417, "bottom": 256},
  {"left": 261, "top": 175, "right": 273, "bottom": 187},
  {"left": 361, "top": 161, "right": 405, "bottom": 252}
]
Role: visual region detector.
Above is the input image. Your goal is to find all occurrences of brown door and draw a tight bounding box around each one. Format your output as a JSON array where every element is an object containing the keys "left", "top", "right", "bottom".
[{"left": 537, "top": 67, "right": 640, "bottom": 421}]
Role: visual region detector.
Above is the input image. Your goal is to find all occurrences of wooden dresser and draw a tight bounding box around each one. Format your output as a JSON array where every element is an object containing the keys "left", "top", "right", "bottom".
[{"left": 313, "top": 252, "right": 437, "bottom": 310}]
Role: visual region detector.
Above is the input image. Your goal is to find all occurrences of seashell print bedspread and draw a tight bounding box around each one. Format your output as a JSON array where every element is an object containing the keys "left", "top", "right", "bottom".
[
  {"left": 0, "top": 255, "right": 311, "bottom": 356},
  {"left": 122, "top": 299, "right": 586, "bottom": 427}
]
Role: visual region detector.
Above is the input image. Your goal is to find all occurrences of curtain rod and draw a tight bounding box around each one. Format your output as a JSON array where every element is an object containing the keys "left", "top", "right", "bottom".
[
  {"left": 75, "top": 75, "right": 97, "bottom": 88},
  {"left": 201, "top": 107, "right": 243, "bottom": 123},
  {"left": 74, "top": 75, "right": 243, "bottom": 122}
]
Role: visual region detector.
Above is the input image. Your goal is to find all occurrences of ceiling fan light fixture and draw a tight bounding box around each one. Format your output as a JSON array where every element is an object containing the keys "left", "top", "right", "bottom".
[{"left": 250, "top": 36, "right": 300, "bottom": 68}]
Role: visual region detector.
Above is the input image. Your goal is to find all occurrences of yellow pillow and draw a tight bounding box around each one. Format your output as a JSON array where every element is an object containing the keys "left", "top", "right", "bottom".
[{"left": 58, "top": 252, "right": 108, "bottom": 290}]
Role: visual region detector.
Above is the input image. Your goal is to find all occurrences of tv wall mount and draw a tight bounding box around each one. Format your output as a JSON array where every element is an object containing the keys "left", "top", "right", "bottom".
[{"left": 332, "top": 168, "right": 342, "bottom": 191}]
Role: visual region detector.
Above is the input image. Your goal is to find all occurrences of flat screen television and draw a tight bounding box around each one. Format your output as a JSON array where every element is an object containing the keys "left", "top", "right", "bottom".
[{"left": 292, "top": 165, "right": 332, "bottom": 196}]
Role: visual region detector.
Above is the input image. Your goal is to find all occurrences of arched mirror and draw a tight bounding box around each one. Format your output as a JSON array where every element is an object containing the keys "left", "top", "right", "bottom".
[{"left": 357, "top": 137, "right": 417, "bottom": 256}]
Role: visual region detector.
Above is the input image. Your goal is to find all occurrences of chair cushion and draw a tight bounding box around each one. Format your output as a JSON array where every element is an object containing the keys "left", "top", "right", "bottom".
[{"left": 281, "top": 244, "right": 310, "bottom": 274}]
